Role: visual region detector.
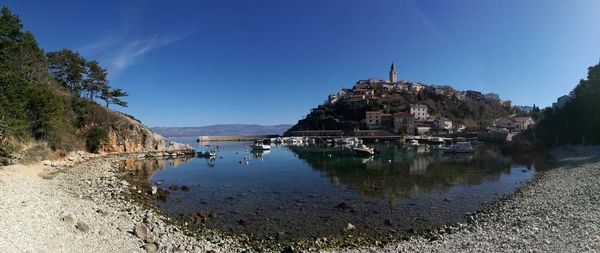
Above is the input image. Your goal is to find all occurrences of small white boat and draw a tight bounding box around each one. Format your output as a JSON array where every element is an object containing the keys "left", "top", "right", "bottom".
[
  {"left": 287, "top": 137, "right": 303, "bottom": 145},
  {"left": 197, "top": 150, "right": 216, "bottom": 158},
  {"left": 251, "top": 140, "right": 271, "bottom": 150},
  {"left": 444, "top": 142, "right": 475, "bottom": 153},
  {"left": 352, "top": 144, "right": 375, "bottom": 156},
  {"left": 336, "top": 137, "right": 362, "bottom": 146}
]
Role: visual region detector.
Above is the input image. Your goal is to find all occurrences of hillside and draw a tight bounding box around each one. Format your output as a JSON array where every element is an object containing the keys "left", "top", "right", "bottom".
[
  {"left": 0, "top": 6, "right": 190, "bottom": 164},
  {"left": 286, "top": 78, "right": 522, "bottom": 135},
  {"left": 535, "top": 61, "right": 600, "bottom": 146},
  {"left": 153, "top": 124, "right": 292, "bottom": 137}
]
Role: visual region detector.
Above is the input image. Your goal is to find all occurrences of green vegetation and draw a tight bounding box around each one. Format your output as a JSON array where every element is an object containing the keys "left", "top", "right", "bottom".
[
  {"left": 85, "top": 127, "right": 109, "bottom": 153},
  {"left": 536, "top": 61, "right": 600, "bottom": 146},
  {"left": 0, "top": 5, "right": 129, "bottom": 155}
]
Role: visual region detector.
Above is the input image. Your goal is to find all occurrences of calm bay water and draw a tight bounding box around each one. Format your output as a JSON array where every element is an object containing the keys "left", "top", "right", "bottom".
[{"left": 131, "top": 137, "right": 544, "bottom": 241}]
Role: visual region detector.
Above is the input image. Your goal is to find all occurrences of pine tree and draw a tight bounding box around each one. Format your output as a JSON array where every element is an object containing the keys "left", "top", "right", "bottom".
[
  {"left": 100, "top": 88, "right": 129, "bottom": 108},
  {"left": 47, "top": 49, "right": 86, "bottom": 95},
  {"left": 84, "top": 60, "right": 109, "bottom": 100}
]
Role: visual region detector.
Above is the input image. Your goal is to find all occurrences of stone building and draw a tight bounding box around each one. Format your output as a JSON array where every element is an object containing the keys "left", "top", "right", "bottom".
[{"left": 389, "top": 63, "right": 397, "bottom": 83}]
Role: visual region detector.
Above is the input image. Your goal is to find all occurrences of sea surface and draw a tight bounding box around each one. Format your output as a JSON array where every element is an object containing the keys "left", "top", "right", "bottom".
[{"left": 129, "top": 137, "right": 545, "bottom": 241}]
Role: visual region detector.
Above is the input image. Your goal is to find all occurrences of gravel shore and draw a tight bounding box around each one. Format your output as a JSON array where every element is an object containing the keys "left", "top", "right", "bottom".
[
  {"left": 333, "top": 145, "right": 600, "bottom": 252},
  {"left": 0, "top": 152, "right": 248, "bottom": 253},
  {"left": 1, "top": 146, "right": 600, "bottom": 252}
]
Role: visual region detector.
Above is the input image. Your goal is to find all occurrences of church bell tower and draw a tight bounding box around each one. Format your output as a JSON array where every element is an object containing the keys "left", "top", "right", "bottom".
[{"left": 389, "top": 63, "right": 397, "bottom": 83}]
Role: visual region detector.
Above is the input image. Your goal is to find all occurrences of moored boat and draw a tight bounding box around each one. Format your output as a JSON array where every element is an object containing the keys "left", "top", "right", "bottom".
[
  {"left": 352, "top": 144, "right": 375, "bottom": 156},
  {"left": 287, "top": 137, "right": 303, "bottom": 145},
  {"left": 197, "top": 150, "right": 216, "bottom": 158},
  {"left": 251, "top": 140, "right": 271, "bottom": 150},
  {"left": 444, "top": 142, "right": 475, "bottom": 153}
]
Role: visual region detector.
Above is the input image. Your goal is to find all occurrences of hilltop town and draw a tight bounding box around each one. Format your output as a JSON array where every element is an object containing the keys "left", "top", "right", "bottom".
[{"left": 286, "top": 63, "right": 537, "bottom": 140}]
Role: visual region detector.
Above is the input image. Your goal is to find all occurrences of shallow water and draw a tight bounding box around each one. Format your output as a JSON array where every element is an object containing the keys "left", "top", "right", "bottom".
[{"left": 132, "top": 137, "right": 543, "bottom": 241}]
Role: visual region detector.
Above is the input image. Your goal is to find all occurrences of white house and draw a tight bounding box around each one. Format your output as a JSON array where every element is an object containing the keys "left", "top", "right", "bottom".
[
  {"left": 410, "top": 104, "right": 429, "bottom": 120},
  {"left": 365, "top": 111, "right": 392, "bottom": 130},
  {"left": 410, "top": 83, "right": 426, "bottom": 93},
  {"left": 494, "top": 115, "right": 534, "bottom": 132},
  {"left": 433, "top": 117, "right": 453, "bottom": 130}
]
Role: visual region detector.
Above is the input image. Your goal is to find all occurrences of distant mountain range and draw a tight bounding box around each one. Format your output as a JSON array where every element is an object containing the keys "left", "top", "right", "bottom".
[{"left": 152, "top": 124, "right": 293, "bottom": 137}]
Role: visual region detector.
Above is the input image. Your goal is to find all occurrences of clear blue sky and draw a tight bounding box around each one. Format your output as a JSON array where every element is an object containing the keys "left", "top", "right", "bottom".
[{"left": 4, "top": 0, "right": 600, "bottom": 127}]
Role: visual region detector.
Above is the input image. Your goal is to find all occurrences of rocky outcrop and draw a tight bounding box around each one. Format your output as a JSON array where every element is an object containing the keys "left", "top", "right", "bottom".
[{"left": 98, "top": 114, "right": 194, "bottom": 156}]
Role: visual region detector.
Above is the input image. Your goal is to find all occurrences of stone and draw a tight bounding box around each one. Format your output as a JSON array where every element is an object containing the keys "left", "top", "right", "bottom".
[
  {"left": 180, "top": 186, "right": 190, "bottom": 192},
  {"left": 76, "top": 221, "right": 90, "bottom": 232},
  {"left": 41, "top": 160, "right": 52, "bottom": 166},
  {"left": 120, "top": 180, "right": 130, "bottom": 186},
  {"left": 151, "top": 186, "right": 158, "bottom": 195},
  {"left": 134, "top": 224, "right": 149, "bottom": 240},
  {"left": 61, "top": 214, "right": 74, "bottom": 224},
  {"left": 346, "top": 223, "right": 356, "bottom": 231},
  {"left": 143, "top": 243, "right": 158, "bottom": 253}
]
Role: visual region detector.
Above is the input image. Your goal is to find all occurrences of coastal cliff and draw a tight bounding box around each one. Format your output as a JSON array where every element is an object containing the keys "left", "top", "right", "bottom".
[{"left": 99, "top": 114, "right": 193, "bottom": 155}]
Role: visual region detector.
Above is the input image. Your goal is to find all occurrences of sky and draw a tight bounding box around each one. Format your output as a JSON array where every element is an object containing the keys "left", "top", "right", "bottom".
[{"left": 3, "top": 0, "right": 600, "bottom": 127}]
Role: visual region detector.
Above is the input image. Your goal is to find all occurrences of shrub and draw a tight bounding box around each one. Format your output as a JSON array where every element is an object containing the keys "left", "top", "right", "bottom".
[{"left": 85, "top": 127, "right": 108, "bottom": 153}]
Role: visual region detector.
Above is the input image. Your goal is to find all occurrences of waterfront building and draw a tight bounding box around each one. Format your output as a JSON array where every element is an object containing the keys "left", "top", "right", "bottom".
[
  {"left": 393, "top": 112, "right": 416, "bottom": 135},
  {"left": 410, "top": 104, "right": 429, "bottom": 120},
  {"left": 366, "top": 111, "right": 392, "bottom": 130}
]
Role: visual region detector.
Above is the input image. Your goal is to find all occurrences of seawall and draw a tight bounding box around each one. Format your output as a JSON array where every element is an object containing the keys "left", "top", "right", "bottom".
[{"left": 197, "top": 135, "right": 279, "bottom": 142}]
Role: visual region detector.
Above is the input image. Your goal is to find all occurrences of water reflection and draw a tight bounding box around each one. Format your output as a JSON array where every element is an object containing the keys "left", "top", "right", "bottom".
[
  {"left": 121, "top": 157, "right": 194, "bottom": 178},
  {"left": 126, "top": 140, "right": 543, "bottom": 241},
  {"left": 287, "top": 144, "right": 517, "bottom": 198}
]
